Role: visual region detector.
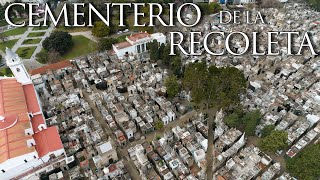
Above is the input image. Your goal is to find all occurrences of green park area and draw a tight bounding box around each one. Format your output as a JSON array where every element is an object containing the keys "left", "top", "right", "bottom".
[
  {"left": 62, "top": 35, "right": 97, "bottom": 60},
  {"left": 15, "top": 46, "right": 37, "bottom": 59},
  {"left": 22, "top": 38, "right": 42, "bottom": 45},
  {"left": 27, "top": 32, "right": 46, "bottom": 37},
  {"left": 56, "top": 26, "right": 91, "bottom": 33},
  {"left": 2, "top": 27, "right": 27, "bottom": 37},
  {"left": 0, "top": 39, "right": 18, "bottom": 52},
  {"left": 0, "top": 68, "right": 13, "bottom": 76}
]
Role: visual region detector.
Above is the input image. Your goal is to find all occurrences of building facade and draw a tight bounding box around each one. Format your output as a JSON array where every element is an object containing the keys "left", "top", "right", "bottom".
[{"left": 112, "top": 32, "right": 166, "bottom": 58}]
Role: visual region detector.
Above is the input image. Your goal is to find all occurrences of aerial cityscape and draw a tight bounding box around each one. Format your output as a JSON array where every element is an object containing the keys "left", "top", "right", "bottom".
[{"left": 0, "top": 0, "right": 319, "bottom": 180}]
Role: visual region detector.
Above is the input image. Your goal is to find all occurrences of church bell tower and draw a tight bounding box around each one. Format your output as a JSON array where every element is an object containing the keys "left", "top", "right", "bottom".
[{"left": 5, "top": 47, "right": 32, "bottom": 85}]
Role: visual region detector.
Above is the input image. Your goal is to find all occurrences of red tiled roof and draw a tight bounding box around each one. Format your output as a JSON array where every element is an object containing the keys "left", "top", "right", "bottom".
[
  {"left": 32, "top": 126, "right": 63, "bottom": 158},
  {"left": 23, "top": 84, "right": 41, "bottom": 113},
  {"left": 0, "top": 114, "right": 18, "bottom": 130},
  {"left": 114, "top": 41, "right": 132, "bottom": 50},
  {"left": 0, "top": 78, "right": 35, "bottom": 163},
  {"left": 29, "top": 60, "right": 72, "bottom": 75},
  {"left": 31, "top": 114, "right": 45, "bottom": 133},
  {"left": 127, "top": 32, "right": 150, "bottom": 42}
]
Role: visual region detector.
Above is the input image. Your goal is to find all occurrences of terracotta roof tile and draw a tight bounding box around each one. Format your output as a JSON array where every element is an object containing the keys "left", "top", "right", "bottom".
[
  {"left": 29, "top": 60, "right": 72, "bottom": 75},
  {"left": 32, "top": 126, "right": 63, "bottom": 158},
  {"left": 114, "top": 41, "right": 132, "bottom": 50},
  {"left": 23, "top": 84, "right": 41, "bottom": 113},
  {"left": 127, "top": 32, "right": 150, "bottom": 42},
  {"left": 31, "top": 114, "right": 45, "bottom": 133},
  {"left": 0, "top": 78, "right": 34, "bottom": 163}
]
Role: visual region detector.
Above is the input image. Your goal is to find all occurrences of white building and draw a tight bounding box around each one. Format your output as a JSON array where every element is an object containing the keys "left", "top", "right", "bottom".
[
  {"left": 0, "top": 48, "right": 65, "bottom": 180},
  {"left": 112, "top": 32, "right": 166, "bottom": 58}
]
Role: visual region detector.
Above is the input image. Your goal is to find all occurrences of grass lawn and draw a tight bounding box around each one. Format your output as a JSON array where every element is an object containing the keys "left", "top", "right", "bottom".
[
  {"left": 2, "top": 27, "right": 28, "bottom": 37},
  {"left": 0, "top": 68, "right": 13, "bottom": 76},
  {"left": 62, "top": 35, "right": 97, "bottom": 60},
  {"left": 56, "top": 26, "right": 91, "bottom": 33},
  {"left": 15, "top": 46, "right": 37, "bottom": 59},
  {"left": 0, "top": 39, "right": 19, "bottom": 52},
  {"left": 0, "top": 18, "right": 25, "bottom": 27},
  {"left": 27, "top": 32, "right": 46, "bottom": 37},
  {"left": 22, "top": 38, "right": 42, "bottom": 45}
]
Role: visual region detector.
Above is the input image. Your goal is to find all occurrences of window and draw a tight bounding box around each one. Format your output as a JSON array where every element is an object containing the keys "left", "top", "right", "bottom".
[
  {"left": 24, "top": 159, "right": 27, "bottom": 163},
  {"left": 1, "top": 169, "right": 5, "bottom": 173},
  {"left": 33, "top": 155, "right": 37, "bottom": 159},
  {"left": 16, "top": 68, "right": 20, "bottom": 72}
]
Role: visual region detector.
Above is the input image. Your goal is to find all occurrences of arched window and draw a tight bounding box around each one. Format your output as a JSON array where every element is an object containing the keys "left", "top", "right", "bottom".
[{"left": 16, "top": 68, "right": 20, "bottom": 72}]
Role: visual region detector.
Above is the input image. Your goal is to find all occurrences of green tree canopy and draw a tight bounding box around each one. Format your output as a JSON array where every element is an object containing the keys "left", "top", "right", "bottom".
[
  {"left": 258, "top": 130, "right": 288, "bottom": 153},
  {"left": 183, "top": 62, "right": 247, "bottom": 109},
  {"left": 224, "top": 113, "right": 240, "bottom": 128},
  {"left": 148, "top": 40, "right": 160, "bottom": 60},
  {"left": 306, "top": 0, "right": 320, "bottom": 11},
  {"left": 97, "top": 38, "right": 118, "bottom": 51},
  {"left": 261, "top": 125, "right": 276, "bottom": 137},
  {"left": 92, "top": 21, "right": 111, "bottom": 37},
  {"left": 224, "top": 108, "right": 261, "bottom": 136},
  {"left": 199, "top": 2, "right": 222, "bottom": 15},
  {"left": 155, "top": 121, "right": 164, "bottom": 130},
  {"left": 242, "top": 110, "right": 262, "bottom": 136},
  {"left": 287, "top": 144, "right": 320, "bottom": 180},
  {"left": 165, "top": 75, "right": 180, "bottom": 98},
  {"left": 42, "top": 31, "right": 73, "bottom": 54}
]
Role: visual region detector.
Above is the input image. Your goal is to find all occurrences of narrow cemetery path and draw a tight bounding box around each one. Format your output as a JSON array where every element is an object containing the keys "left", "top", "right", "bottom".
[
  {"left": 82, "top": 91, "right": 111, "bottom": 137},
  {"left": 82, "top": 90, "right": 142, "bottom": 180},
  {"left": 206, "top": 119, "right": 214, "bottom": 180}
]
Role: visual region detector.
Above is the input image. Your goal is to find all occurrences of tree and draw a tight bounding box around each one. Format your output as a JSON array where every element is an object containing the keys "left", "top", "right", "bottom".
[
  {"left": 161, "top": 44, "right": 171, "bottom": 66},
  {"left": 224, "top": 108, "right": 261, "bottom": 135},
  {"left": 155, "top": 121, "right": 164, "bottom": 130},
  {"left": 92, "top": 21, "right": 110, "bottom": 37},
  {"left": 224, "top": 113, "right": 240, "bottom": 128},
  {"left": 149, "top": 40, "right": 160, "bottom": 60},
  {"left": 242, "top": 110, "right": 261, "bottom": 136},
  {"left": 165, "top": 75, "right": 179, "bottom": 98},
  {"left": 286, "top": 144, "right": 320, "bottom": 180},
  {"left": 171, "top": 55, "right": 182, "bottom": 77},
  {"left": 258, "top": 130, "right": 288, "bottom": 153},
  {"left": 199, "top": 2, "right": 222, "bottom": 15},
  {"left": 47, "top": 50, "right": 61, "bottom": 63},
  {"left": 183, "top": 63, "right": 247, "bottom": 109},
  {"left": 306, "top": 0, "right": 320, "bottom": 11},
  {"left": 98, "top": 38, "right": 118, "bottom": 51},
  {"left": 261, "top": 125, "right": 276, "bottom": 137},
  {"left": 42, "top": 31, "right": 73, "bottom": 54}
]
